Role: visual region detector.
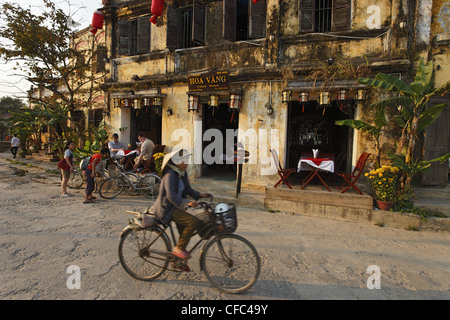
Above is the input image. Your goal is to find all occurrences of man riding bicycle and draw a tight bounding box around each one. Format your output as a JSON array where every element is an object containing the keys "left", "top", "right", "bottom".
[{"left": 152, "top": 149, "right": 211, "bottom": 260}]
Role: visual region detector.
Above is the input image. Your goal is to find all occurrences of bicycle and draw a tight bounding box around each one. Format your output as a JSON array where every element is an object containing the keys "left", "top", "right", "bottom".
[
  {"left": 98, "top": 160, "right": 162, "bottom": 200},
  {"left": 64, "top": 167, "right": 84, "bottom": 189},
  {"left": 64, "top": 159, "right": 110, "bottom": 190},
  {"left": 118, "top": 199, "right": 261, "bottom": 294}
]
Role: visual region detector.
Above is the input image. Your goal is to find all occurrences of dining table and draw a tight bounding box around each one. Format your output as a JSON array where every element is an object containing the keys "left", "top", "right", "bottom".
[{"left": 297, "top": 157, "right": 335, "bottom": 191}]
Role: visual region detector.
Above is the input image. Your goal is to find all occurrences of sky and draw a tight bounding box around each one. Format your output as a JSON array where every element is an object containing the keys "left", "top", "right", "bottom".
[{"left": 0, "top": 0, "right": 103, "bottom": 99}]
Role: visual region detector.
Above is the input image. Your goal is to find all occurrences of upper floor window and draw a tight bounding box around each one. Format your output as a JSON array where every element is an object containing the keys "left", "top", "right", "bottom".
[
  {"left": 167, "top": 0, "right": 205, "bottom": 51},
  {"left": 118, "top": 15, "right": 151, "bottom": 56},
  {"left": 224, "top": 0, "right": 266, "bottom": 41},
  {"left": 299, "top": 0, "right": 351, "bottom": 33}
]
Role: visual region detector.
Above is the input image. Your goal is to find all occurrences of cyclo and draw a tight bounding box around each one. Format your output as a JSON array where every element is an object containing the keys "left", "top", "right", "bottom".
[{"left": 118, "top": 197, "right": 261, "bottom": 294}]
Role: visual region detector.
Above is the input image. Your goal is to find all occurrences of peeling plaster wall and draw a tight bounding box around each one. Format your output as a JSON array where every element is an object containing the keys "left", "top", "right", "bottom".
[
  {"left": 100, "top": 0, "right": 431, "bottom": 187},
  {"left": 431, "top": 0, "right": 450, "bottom": 88}
]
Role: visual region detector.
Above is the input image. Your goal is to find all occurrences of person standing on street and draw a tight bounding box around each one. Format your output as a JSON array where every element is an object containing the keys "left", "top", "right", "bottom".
[
  {"left": 10, "top": 134, "right": 20, "bottom": 158},
  {"left": 59, "top": 141, "right": 76, "bottom": 198},
  {"left": 83, "top": 148, "right": 109, "bottom": 204}
]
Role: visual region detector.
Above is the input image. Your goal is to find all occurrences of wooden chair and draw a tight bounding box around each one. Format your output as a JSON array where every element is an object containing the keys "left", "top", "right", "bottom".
[
  {"left": 141, "top": 144, "right": 166, "bottom": 174},
  {"left": 270, "top": 149, "right": 296, "bottom": 189},
  {"left": 337, "top": 152, "right": 371, "bottom": 195}
]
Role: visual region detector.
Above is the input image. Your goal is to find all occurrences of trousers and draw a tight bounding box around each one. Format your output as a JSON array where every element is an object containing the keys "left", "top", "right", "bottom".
[
  {"left": 84, "top": 169, "right": 95, "bottom": 196},
  {"left": 171, "top": 207, "right": 202, "bottom": 251}
]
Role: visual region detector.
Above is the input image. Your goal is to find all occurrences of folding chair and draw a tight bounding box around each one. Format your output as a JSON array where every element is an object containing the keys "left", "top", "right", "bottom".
[
  {"left": 141, "top": 145, "right": 166, "bottom": 174},
  {"left": 270, "top": 149, "right": 296, "bottom": 189},
  {"left": 337, "top": 152, "right": 371, "bottom": 195}
]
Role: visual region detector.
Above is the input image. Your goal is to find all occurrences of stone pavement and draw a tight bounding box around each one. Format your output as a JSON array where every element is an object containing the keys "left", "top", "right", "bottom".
[{"left": 0, "top": 150, "right": 449, "bottom": 233}]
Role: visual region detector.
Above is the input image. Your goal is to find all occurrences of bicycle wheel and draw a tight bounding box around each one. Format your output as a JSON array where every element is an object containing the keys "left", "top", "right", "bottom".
[
  {"left": 66, "top": 171, "right": 84, "bottom": 189},
  {"left": 139, "top": 174, "right": 162, "bottom": 200},
  {"left": 119, "top": 226, "right": 171, "bottom": 281},
  {"left": 123, "top": 172, "right": 139, "bottom": 196},
  {"left": 200, "top": 234, "right": 261, "bottom": 294},
  {"left": 98, "top": 177, "right": 124, "bottom": 199}
]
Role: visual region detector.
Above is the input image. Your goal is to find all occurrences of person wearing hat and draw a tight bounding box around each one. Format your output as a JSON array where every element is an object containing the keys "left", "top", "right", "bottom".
[{"left": 152, "top": 149, "right": 211, "bottom": 261}]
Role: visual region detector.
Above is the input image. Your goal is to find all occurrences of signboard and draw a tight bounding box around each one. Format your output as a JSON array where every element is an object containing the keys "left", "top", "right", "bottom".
[{"left": 188, "top": 70, "right": 229, "bottom": 92}]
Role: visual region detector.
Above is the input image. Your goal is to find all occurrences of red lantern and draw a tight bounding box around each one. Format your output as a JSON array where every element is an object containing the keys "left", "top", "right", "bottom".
[
  {"left": 150, "top": 0, "right": 165, "bottom": 25},
  {"left": 90, "top": 10, "right": 104, "bottom": 35},
  {"left": 253, "top": 0, "right": 261, "bottom": 3}
]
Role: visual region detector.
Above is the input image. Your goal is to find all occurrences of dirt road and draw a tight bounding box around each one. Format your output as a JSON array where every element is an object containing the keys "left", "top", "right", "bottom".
[{"left": 0, "top": 159, "right": 449, "bottom": 300}]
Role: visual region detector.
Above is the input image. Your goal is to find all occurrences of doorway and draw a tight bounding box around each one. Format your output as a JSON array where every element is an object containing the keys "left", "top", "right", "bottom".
[
  {"left": 202, "top": 102, "right": 239, "bottom": 180},
  {"left": 287, "top": 100, "right": 354, "bottom": 185},
  {"left": 130, "top": 106, "right": 162, "bottom": 149}
]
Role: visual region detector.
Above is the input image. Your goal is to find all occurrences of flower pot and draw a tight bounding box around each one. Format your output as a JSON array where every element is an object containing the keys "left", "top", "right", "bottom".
[{"left": 376, "top": 200, "right": 394, "bottom": 211}]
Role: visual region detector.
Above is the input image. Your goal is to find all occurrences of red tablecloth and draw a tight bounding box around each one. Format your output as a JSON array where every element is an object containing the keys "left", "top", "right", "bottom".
[{"left": 297, "top": 158, "right": 334, "bottom": 173}]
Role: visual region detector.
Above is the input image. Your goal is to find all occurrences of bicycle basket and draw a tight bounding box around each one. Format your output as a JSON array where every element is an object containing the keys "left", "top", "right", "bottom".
[
  {"left": 108, "top": 165, "right": 121, "bottom": 178},
  {"left": 212, "top": 203, "right": 237, "bottom": 234}
]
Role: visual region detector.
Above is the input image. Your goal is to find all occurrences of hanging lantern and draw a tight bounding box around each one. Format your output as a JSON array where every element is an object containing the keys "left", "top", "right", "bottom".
[
  {"left": 113, "top": 98, "right": 120, "bottom": 108},
  {"left": 166, "top": 107, "right": 173, "bottom": 117},
  {"left": 90, "top": 10, "right": 104, "bottom": 35},
  {"left": 299, "top": 92, "right": 309, "bottom": 103},
  {"left": 337, "top": 90, "right": 348, "bottom": 101},
  {"left": 299, "top": 92, "right": 309, "bottom": 112},
  {"left": 142, "top": 98, "right": 151, "bottom": 107},
  {"left": 209, "top": 95, "right": 219, "bottom": 107},
  {"left": 122, "top": 99, "right": 130, "bottom": 108},
  {"left": 282, "top": 91, "right": 292, "bottom": 103},
  {"left": 356, "top": 89, "right": 367, "bottom": 101},
  {"left": 153, "top": 97, "right": 162, "bottom": 106},
  {"left": 134, "top": 99, "right": 141, "bottom": 110},
  {"left": 188, "top": 95, "right": 199, "bottom": 112},
  {"left": 150, "top": 0, "right": 165, "bottom": 25},
  {"left": 229, "top": 94, "right": 241, "bottom": 110},
  {"left": 319, "top": 92, "right": 331, "bottom": 105}
]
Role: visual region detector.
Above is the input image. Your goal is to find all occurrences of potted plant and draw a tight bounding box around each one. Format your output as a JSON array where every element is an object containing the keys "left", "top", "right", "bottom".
[
  {"left": 152, "top": 152, "right": 166, "bottom": 176},
  {"left": 365, "top": 165, "right": 400, "bottom": 210}
]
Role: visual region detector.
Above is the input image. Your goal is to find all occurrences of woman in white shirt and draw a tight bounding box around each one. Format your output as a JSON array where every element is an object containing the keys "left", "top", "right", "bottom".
[{"left": 60, "top": 141, "right": 75, "bottom": 197}]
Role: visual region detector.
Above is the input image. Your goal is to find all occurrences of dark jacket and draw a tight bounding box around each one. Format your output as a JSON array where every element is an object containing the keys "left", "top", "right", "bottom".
[{"left": 152, "top": 167, "right": 200, "bottom": 225}]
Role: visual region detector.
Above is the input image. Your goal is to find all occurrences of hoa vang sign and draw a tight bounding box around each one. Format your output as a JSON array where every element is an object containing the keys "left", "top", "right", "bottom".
[{"left": 188, "top": 70, "right": 229, "bottom": 92}]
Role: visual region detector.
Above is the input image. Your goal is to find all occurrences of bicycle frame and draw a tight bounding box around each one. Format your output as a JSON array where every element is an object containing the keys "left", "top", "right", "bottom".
[{"left": 120, "top": 214, "right": 231, "bottom": 272}]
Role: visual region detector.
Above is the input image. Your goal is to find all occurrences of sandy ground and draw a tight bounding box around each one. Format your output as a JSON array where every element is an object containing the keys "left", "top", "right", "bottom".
[{"left": 0, "top": 158, "right": 449, "bottom": 301}]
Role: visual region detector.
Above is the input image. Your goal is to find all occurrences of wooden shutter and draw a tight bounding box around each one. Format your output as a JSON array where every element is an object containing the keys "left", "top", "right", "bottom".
[
  {"left": 166, "top": 6, "right": 180, "bottom": 51},
  {"left": 137, "top": 16, "right": 151, "bottom": 54},
  {"left": 223, "top": 0, "right": 237, "bottom": 41},
  {"left": 249, "top": 0, "right": 266, "bottom": 38},
  {"left": 118, "top": 20, "right": 131, "bottom": 55},
  {"left": 299, "top": 0, "right": 315, "bottom": 32},
  {"left": 95, "top": 46, "right": 107, "bottom": 72},
  {"left": 192, "top": 0, "right": 205, "bottom": 45},
  {"left": 422, "top": 97, "right": 450, "bottom": 186},
  {"left": 332, "top": 0, "right": 351, "bottom": 31}
]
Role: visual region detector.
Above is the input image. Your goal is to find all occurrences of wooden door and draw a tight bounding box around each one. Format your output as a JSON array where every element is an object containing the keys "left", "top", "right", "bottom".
[{"left": 422, "top": 96, "right": 450, "bottom": 186}]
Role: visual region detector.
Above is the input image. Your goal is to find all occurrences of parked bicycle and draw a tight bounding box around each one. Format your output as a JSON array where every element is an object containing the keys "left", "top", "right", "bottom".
[
  {"left": 98, "top": 160, "right": 162, "bottom": 200},
  {"left": 118, "top": 198, "right": 261, "bottom": 294}
]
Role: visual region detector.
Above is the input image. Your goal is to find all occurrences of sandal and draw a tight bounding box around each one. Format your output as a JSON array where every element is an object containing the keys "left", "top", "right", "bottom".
[
  {"left": 172, "top": 247, "right": 191, "bottom": 260},
  {"left": 83, "top": 199, "right": 94, "bottom": 204}
]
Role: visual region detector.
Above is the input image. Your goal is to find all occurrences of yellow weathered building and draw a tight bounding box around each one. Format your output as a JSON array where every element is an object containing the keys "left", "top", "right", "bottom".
[{"left": 94, "top": 0, "right": 448, "bottom": 189}]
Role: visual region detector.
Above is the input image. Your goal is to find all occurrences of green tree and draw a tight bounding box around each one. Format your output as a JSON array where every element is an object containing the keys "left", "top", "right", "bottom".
[
  {"left": 358, "top": 58, "right": 449, "bottom": 198},
  {"left": 0, "top": 0, "right": 105, "bottom": 131}
]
